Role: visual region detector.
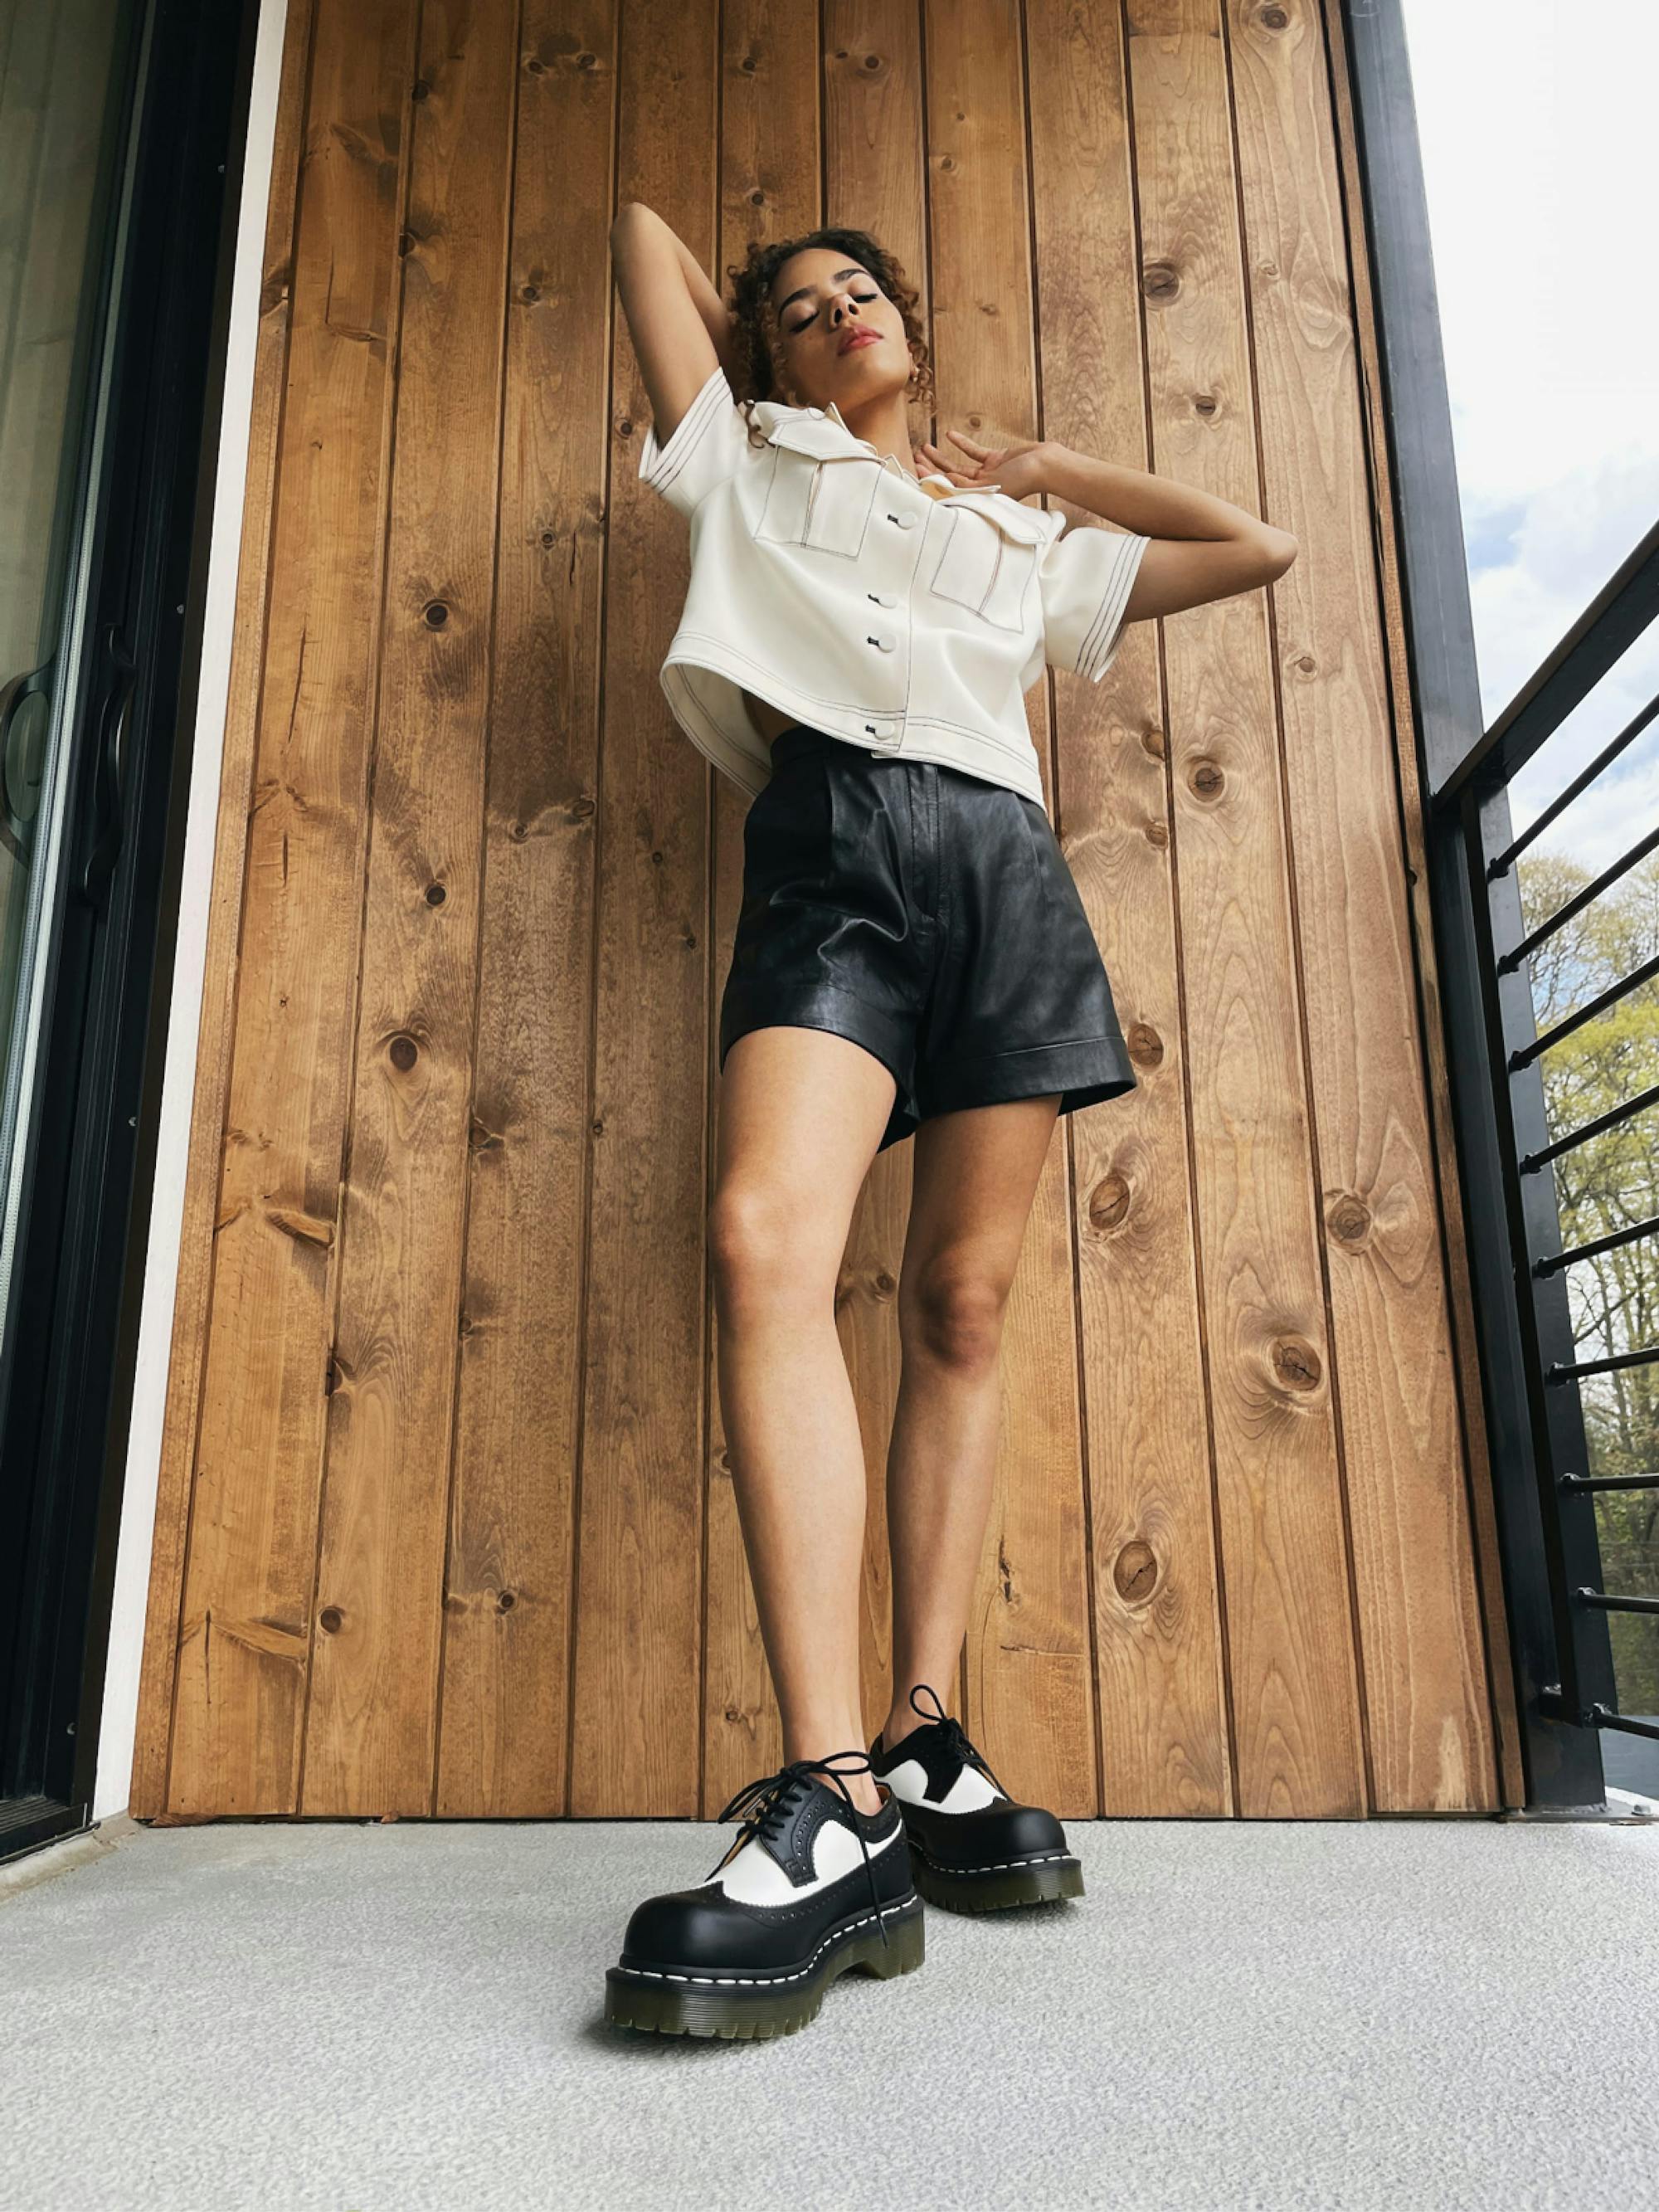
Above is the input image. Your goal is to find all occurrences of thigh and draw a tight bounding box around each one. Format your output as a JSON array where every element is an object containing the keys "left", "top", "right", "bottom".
[
  {"left": 898, "top": 1092, "right": 1061, "bottom": 1319},
  {"left": 720, "top": 733, "right": 932, "bottom": 1154},
  {"left": 914, "top": 770, "right": 1136, "bottom": 1126},
  {"left": 715, "top": 1023, "right": 897, "bottom": 1263}
]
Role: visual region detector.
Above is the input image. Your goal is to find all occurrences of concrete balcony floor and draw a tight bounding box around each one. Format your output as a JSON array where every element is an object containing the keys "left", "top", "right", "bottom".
[{"left": 5, "top": 1809, "right": 1658, "bottom": 2209}]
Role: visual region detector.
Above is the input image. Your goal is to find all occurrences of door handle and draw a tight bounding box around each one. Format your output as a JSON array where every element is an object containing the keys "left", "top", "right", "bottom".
[
  {"left": 0, "top": 657, "right": 56, "bottom": 865},
  {"left": 77, "top": 624, "right": 137, "bottom": 907}
]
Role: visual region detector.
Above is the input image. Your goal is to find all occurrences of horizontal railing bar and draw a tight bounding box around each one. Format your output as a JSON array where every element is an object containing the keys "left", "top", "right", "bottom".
[
  {"left": 1589, "top": 1704, "right": 1659, "bottom": 1743},
  {"left": 1433, "top": 519, "right": 1659, "bottom": 814},
  {"left": 1547, "top": 1343, "right": 1659, "bottom": 1384},
  {"left": 1537, "top": 1213, "right": 1659, "bottom": 1274},
  {"left": 1488, "top": 685, "right": 1659, "bottom": 877},
  {"left": 1518, "top": 1081, "right": 1659, "bottom": 1172},
  {"left": 1574, "top": 1588, "right": 1659, "bottom": 1615},
  {"left": 1559, "top": 1470, "right": 1659, "bottom": 1493},
  {"left": 1510, "top": 952, "right": 1659, "bottom": 1071},
  {"left": 1497, "top": 815, "right": 1659, "bottom": 973}
]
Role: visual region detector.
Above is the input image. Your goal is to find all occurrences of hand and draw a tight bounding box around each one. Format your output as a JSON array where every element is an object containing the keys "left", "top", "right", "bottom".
[{"left": 914, "top": 428, "right": 1054, "bottom": 504}]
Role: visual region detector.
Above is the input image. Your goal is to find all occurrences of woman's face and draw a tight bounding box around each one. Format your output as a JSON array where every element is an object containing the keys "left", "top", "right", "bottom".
[{"left": 768, "top": 246, "right": 910, "bottom": 410}]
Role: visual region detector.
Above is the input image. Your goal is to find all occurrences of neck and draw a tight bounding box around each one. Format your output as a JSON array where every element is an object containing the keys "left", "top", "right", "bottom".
[{"left": 830, "top": 391, "right": 918, "bottom": 480}]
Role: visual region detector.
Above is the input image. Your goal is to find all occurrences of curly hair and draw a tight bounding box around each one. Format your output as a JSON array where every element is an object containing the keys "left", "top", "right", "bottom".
[{"left": 722, "top": 228, "right": 934, "bottom": 447}]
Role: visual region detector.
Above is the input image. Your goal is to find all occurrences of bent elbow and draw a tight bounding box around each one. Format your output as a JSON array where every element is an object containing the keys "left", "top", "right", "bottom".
[{"left": 1259, "top": 526, "right": 1300, "bottom": 580}]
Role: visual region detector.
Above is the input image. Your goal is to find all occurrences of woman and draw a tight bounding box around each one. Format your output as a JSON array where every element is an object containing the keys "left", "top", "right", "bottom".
[{"left": 602, "top": 204, "right": 1297, "bottom": 2040}]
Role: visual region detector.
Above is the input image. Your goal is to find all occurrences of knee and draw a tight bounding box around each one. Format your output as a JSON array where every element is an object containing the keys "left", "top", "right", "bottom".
[
  {"left": 707, "top": 1182, "right": 830, "bottom": 1325},
  {"left": 899, "top": 1257, "right": 1012, "bottom": 1373}
]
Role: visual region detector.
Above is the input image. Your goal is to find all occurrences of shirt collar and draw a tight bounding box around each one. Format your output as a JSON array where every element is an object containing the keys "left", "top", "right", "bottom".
[{"left": 810, "top": 398, "right": 1001, "bottom": 496}]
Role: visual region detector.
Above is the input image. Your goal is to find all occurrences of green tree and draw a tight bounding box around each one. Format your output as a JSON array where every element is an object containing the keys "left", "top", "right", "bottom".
[{"left": 1525, "top": 849, "right": 1659, "bottom": 1713}]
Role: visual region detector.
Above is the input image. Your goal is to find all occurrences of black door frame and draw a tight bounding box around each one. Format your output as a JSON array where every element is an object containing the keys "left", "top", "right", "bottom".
[{"left": 0, "top": 0, "right": 265, "bottom": 1864}]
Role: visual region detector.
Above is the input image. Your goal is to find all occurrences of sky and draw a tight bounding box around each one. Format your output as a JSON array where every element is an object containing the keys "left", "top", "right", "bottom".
[{"left": 1400, "top": 0, "right": 1659, "bottom": 872}]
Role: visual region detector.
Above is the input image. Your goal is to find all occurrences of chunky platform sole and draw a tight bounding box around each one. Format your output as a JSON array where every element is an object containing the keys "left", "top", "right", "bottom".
[
  {"left": 603, "top": 1893, "right": 924, "bottom": 2040},
  {"left": 910, "top": 1844, "right": 1084, "bottom": 1914}
]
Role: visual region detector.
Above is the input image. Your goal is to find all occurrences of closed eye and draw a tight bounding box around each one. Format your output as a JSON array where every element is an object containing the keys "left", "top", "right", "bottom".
[{"left": 786, "top": 290, "right": 879, "bottom": 336}]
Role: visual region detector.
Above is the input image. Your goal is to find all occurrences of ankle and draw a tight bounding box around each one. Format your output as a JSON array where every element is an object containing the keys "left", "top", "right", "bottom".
[
  {"left": 878, "top": 1708, "right": 924, "bottom": 1756},
  {"left": 783, "top": 1741, "right": 883, "bottom": 1819}
]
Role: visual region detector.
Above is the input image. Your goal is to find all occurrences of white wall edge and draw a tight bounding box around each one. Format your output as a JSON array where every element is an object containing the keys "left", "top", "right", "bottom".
[{"left": 94, "top": 0, "right": 293, "bottom": 1823}]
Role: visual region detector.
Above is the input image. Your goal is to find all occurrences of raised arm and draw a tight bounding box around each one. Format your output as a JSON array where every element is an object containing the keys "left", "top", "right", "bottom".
[
  {"left": 1040, "top": 443, "right": 1298, "bottom": 621},
  {"left": 609, "top": 202, "right": 738, "bottom": 447}
]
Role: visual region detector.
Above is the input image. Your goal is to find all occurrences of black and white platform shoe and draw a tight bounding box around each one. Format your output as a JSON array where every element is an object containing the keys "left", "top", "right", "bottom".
[
  {"left": 869, "top": 1684, "right": 1085, "bottom": 1913},
  {"left": 603, "top": 1752, "right": 923, "bottom": 2040}
]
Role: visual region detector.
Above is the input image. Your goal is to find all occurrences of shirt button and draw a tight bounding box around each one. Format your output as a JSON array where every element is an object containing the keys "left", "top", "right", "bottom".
[
  {"left": 873, "top": 592, "right": 898, "bottom": 607},
  {"left": 868, "top": 633, "right": 894, "bottom": 651},
  {"left": 893, "top": 511, "right": 917, "bottom": 530}
]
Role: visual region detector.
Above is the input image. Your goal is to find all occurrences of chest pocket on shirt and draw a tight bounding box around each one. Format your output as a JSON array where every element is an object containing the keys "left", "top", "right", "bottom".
[
  {"left": 927, "top": 496, "right": 1048, "bottom": 631},
  {"left": 755, "top": 425, "right": 881, "bottom": 559}
]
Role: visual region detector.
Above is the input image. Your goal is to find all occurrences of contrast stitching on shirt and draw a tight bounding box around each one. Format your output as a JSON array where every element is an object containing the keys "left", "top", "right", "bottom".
[
  {"left": 1078, "top": 534, "right": 1148, "bottom": 676},
  {"left": 612, "top": 1895, "right": 919, "bottom": 1988},
  {"left": 643, "top": 368, "right": 729, "bottom": 499}
]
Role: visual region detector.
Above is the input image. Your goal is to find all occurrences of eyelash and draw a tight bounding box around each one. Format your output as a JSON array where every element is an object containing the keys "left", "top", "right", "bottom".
[{"left": 787, "top": 290, "right": 879, "bottom": 335}]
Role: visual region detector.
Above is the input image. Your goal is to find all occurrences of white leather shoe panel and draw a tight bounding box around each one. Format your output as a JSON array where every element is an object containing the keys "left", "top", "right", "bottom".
[
  {"left": 714, "top": 1813, "right": 902, "bottom": 1907},
  {"left": 879, "top": 1755, "right": 1002, "bottom": 1811}
]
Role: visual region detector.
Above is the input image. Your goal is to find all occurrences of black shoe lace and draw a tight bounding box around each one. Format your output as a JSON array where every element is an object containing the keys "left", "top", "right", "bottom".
[
  {"left": 906, "top": 1683, "right": 1010, "bottom": 1798},
  {"left": 712, "top": 1751, "right": 890, "bottom": 1947}
]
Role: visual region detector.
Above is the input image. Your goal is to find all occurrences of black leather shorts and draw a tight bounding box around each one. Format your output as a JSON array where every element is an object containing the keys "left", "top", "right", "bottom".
[{"left": 718, "top": 723, "right": 1137, "bottom": 1153}]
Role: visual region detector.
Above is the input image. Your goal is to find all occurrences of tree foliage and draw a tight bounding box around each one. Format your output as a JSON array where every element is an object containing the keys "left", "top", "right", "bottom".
[{"left": 1525, "top": 849, "right": 1658, "bottom": 1714}]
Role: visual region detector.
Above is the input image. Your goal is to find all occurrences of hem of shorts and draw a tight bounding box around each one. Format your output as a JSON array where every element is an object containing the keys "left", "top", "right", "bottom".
[
  {"left": 659, "top": 644, "right": 1048, "bottom": 807},
  {"left": 917, "top": 1034, "right": 1138, "bottom": 1122},
  {"left": 719, "top": 979, "right": 919, "bottom": 1118}
]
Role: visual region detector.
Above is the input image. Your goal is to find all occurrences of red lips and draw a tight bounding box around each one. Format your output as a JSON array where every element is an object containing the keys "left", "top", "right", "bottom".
[{"left": 838, "top": 327, "right": 881, "bottom": 355}]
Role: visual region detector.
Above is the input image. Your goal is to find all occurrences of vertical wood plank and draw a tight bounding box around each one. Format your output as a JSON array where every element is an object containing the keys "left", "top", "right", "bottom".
[
  {"left": 1228, "top": 0, "right": 1497, "bottom": 1806},
  {"left": 925, "top": 0, "right": 1099, "bottom": 1819},
  {"left": 1126, "top": 0, "right": 1365, "bottom": 1814},
  {"left": 132, "top": 0, "right": 319, "bottom": 1819},
  {"left": 303, "top": 0, "right": 520, "bottom": 1814},
  {"left": 567, "top": 0, "right": 718, "bottom": 1815},
  {"left": 433, "top": 0, "right": 617, "bottom": 1816},
  {"left": 1026, "top": 0, "right": 1233, "bottom": 1815},
  {"left": 697, "top": 0, "right": 825, "bottom": 1815},
  {"left": 1319, "top": 0, "right": 1521, "bottom": 1806},
  {"left": 165, "top": 0, "right": 421, "bottom": 1816}
]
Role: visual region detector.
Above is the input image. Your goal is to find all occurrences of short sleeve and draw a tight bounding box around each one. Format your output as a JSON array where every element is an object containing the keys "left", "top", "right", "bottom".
[
  {"left": 637, "top": 362, "right": 752, "bottom": 523},
  {"left": 1037, "top": 522, "right": 1151, "bottom": 682}
]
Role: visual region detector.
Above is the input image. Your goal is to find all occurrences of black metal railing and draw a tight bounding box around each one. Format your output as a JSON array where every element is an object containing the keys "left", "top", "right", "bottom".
[{"left": 1439, "top": 523, "right": 1659, "bottom": 1797}]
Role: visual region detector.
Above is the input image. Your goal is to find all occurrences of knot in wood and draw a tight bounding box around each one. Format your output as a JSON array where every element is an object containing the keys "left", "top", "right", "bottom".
[
  {"left": 1194, "top": 392, "right": 1218, "bottom": 417},
  {"left": 319, "top": 1606, "right": 343, "bottom": 1634},
  {"left": 1141, "top": 261, "right": 1180, "bottom": 303},
  {"left": 422, "top": 600, "right": 448, "bottom": 628},
  {"left": 1146, "top": 821, "right": 1169, "bottom": 848},
  {"left": 1127, "top": 1021, "right": 1163, "bottom": 1069},
  {"left": 1271, "top": 1335, "right": 1322, "bottom": 1393},
  {"left": 1113, "top": 1541, "right": 1159, "bottom": 1605},
  {"left": 388, "top": 1033, "right": 418, "bottom": 1072},
  {"left": 571, "top": 795, "right": 596, "bottom": 819},
  {"left": 1141, "top": 725, "right": 1168, "bottom": 761},
  {"left": 873, "top": 1269, "right": 897, "bottom": 1297},
  {"left": 1189, "top": 758, "right": 1224, "bottom": 799},
  {"left": 1328, "top": 1193, "right": 1372, "bottom": 1245},
  {"left": 496, "top": 1590, "right": 515, "bottom": 1613},
  {"left": 1260, "top": 4, "right": 1289, "bottom": 28},
  {"left": 425, "top": 882, "right": 445, "bottom": 904},
  {"left": 1088, "top": 1171, "right": 1131, "bottom": 1231}
]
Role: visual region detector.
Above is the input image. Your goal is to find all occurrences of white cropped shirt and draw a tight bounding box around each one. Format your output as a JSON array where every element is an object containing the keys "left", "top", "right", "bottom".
[{"left": 636, "top": 363, "right": 1150, "bottom": 810}]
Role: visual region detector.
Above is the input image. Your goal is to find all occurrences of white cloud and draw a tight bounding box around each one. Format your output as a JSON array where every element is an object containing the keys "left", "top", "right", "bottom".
[{"left": 1402, "top": 0, "right": 1659, "bottom": 870}]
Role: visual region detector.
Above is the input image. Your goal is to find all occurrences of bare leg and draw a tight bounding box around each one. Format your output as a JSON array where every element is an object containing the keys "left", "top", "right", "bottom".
[
  {"left": 711, "top": 1024, "right": 898, "bottom": 1813},
  {"left": 881, "top": 1095, "right": 1062, "bottom": 1751}
]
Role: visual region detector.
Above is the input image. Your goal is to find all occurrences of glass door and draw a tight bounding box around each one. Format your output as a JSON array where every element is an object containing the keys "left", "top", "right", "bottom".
[{"left": 0, "top": 0, "right": 258, "bottom": 1860}]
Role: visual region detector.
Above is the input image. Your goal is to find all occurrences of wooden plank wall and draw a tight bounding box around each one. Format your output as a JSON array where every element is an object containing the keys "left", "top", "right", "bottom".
[{"left": 132, "top": 0, "right": 1523, "bottom": 1821}]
